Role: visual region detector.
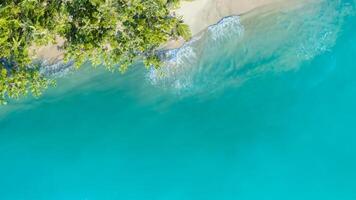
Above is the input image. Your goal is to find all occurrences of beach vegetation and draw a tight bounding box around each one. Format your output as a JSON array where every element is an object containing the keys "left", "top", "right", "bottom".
[{"left": 0, "top": 0, "right": 191, "bottom": 104}]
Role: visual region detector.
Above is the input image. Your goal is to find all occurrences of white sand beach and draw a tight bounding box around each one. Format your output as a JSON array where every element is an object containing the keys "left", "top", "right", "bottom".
[
  {"left": 176, "top": 0, "right": 279, "bottom": 36},
  {"left": 164, "top": 0, "right": 314, "bottom": 48},
  {"left": 32, "top": 0, "right": 314, "bottom": 60},
  {"left": 29, "top": 36, "right": 65, "bottom": 63}
]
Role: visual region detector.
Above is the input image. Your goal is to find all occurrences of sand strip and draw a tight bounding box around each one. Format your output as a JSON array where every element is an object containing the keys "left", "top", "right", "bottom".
[{"left": 31, "top": 0, "right": 313, "bottom": 60}]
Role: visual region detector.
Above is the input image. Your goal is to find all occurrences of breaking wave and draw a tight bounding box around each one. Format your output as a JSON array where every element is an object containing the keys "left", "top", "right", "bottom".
[
  {"left": 148, "top": 16, "right": 245, "bottom": 94},
  {"left": 38, "top": 60, "right": 75, "bottom": 77},
  {"left": 148, "top": 0, "right": 355, "bottom": 97}
]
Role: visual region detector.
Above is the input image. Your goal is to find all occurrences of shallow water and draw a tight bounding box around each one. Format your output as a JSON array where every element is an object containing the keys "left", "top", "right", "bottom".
[{"left": 1, "top": 0, "right": 356, "bottom": 199}]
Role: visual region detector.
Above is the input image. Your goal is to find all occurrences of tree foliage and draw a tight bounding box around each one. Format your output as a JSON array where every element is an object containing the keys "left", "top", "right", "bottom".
[{"left": 0, "top": 0, "right": 191, "bottom": 104}]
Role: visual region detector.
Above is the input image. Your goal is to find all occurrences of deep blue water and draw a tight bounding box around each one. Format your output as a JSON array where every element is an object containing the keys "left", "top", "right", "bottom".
[{"left": 1, "top": 1, "right": 356, "bottom": 199}]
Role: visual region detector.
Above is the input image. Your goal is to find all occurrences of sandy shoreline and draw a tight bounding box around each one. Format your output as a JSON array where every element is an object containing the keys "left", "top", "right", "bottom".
[
  {"left": 31, "top": 0, "right": 311, "bottom": 61},
  {"left": 175, "top": 0, "right": 284, "bottom": 36}
]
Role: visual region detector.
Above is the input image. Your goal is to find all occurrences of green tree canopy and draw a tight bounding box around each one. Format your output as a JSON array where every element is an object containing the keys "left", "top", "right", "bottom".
[{"left": 0, "top": 0, "right": 191, "bottom": 104}]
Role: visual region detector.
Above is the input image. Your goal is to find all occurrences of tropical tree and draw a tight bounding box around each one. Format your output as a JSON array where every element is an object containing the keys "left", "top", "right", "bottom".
[{"left": 0, "top": 0, "right": 191, "bottom": 104}]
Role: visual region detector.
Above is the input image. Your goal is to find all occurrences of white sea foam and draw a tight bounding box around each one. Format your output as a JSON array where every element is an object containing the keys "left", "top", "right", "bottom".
[
  {"left": 147, "top": 1, "right": 354, "bottom": 97},
  {"left": 148, "top": 16, "right": 245, "bottom": 93},
  {"left": 38, "top": 60, "right": 75, "bottom": 77},
  {"left": 208, "top": 16, "right": 245, "bottom": 41}
]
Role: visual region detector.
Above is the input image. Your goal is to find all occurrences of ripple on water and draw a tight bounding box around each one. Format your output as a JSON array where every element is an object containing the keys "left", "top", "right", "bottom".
[{"left": 148, "top": 0, "right": 355, "bottom": 98}]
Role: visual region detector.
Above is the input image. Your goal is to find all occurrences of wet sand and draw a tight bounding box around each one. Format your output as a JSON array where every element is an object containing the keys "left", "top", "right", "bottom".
[{"left": 31, "top": 0, "right": 314, "bottom": 60}]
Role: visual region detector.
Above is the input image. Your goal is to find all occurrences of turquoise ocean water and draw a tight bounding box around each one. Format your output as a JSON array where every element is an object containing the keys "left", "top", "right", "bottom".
[{"left": 1, "top": 0, "right": 356, "bottom": 199}]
